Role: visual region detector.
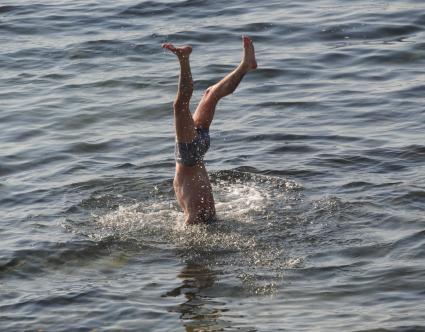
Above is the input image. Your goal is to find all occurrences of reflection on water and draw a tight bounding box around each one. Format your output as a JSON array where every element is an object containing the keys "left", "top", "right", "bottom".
[{"left": 164, "top": 263, "right": 227, "bottom": 332}]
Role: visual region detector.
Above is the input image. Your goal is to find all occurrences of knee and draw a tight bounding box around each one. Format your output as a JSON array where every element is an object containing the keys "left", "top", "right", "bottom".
[
  {"left": 204, "top": 85, "right": 215, "bottom": 96},
  {"left": 202, "top": 85, "right": 219, "bottom": 103},
  {"left": 206, "top": 83, "right": 230, "bottom": 100}
]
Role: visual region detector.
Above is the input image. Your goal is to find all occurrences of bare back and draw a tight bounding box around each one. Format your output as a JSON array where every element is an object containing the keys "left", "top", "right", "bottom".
[{"left": 173, "top": 162, "right": 215, "bottom": 224}]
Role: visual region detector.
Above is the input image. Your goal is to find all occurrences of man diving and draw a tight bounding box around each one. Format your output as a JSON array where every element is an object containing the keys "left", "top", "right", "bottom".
[{"left": 163, "top": 36, "right": 257, "bottom": 224}]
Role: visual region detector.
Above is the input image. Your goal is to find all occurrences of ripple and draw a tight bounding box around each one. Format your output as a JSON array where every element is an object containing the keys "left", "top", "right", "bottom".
[
  {"left": 66, "top": 141, "right": 116, "bottom": 154},
  {"left": 0, "top": 5, "right": 18, "bottom": 14},
  {"left": 269, "top": 144, "right": 318, "bottom": 154},
  {"left": 245, "top": 133, "right": 361, "bottom": 143}
]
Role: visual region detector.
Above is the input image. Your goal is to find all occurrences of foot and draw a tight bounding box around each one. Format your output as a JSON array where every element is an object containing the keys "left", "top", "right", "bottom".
[
  {"left": 162, "top": 43, "right": 192, "bottom": 59},
  {"left": 241, "top": 35, "right": 257, "bottom": 70}
]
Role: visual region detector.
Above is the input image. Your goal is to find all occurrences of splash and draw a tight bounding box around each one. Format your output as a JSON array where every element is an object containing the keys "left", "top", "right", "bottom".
[
  {"left": 71, "top": 170, "right": 305, "bottom": 294},
  {"left": 94, "top": 171, "right": 302, "bottom": 246}
]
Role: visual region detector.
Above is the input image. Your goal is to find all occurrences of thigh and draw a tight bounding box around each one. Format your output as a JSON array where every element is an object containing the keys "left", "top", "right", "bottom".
[{"left": 193, "top": 86, "right": 219, "bottom": 129}]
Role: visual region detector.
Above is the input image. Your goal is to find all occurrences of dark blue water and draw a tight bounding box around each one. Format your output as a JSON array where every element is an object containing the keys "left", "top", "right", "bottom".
[{"left": 1, "top": 0, "right": 424, "bottom": 331}]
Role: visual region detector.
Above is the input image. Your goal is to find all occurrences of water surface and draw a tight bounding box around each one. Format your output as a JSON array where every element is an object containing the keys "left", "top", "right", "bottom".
[{"left": 1, "top": 0, "right": 424, "bottom": 331}]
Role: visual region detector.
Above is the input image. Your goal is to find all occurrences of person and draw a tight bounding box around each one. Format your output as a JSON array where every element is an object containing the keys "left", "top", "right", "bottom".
[{"left": 162, "top": 36, "right": 257, "bottom": 225}]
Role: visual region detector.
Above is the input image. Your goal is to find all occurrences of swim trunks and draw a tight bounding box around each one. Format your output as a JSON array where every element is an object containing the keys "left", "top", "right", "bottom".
[{"left": 175, "top": 128, "right": 210, "bottom": 166}]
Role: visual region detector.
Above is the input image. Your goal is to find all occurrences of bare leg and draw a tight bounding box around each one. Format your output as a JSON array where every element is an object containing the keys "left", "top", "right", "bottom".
[
  {"left": 193, "top": 36, "right": 257, "bottom": 129},
  {"left": 163, "top": 43, "right": 197, "bottom": 143}
]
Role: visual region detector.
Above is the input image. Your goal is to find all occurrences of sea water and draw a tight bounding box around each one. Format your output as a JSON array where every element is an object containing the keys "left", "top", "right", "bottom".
[{"left": 1, "top": 0, "right": 424, "bottom": 331}]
